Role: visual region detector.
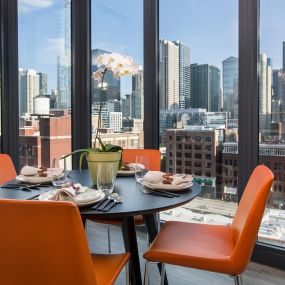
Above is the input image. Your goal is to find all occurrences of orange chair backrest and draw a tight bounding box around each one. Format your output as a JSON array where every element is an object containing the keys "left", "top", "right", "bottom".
[
  {"left": 122, "top": 149, "right": 161, "bottom": 171},
  {"left": 230, "top": 165, "right": 273, "bottom": 273},
  {"left": 0, "top": 154, "right": 17, "bottom": 185},
  {"left": 0, "top": 200, "right": 97, "bottom": 285}
]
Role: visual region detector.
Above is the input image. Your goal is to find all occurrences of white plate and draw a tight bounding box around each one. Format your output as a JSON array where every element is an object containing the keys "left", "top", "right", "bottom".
[
  {"left": 38, "top": 188, "right": 105, "bottom": 207},
  {"left": 117, "top": 170, "right": 136, "bottom": 177},
  {"left": 138, "top": 179, "right": 193, "bottom": 192}
]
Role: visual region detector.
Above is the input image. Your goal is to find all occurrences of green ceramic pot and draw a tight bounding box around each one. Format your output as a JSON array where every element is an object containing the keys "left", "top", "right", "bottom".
[{"left": 86, "top": 151, "right": 122, "bottom": 186}]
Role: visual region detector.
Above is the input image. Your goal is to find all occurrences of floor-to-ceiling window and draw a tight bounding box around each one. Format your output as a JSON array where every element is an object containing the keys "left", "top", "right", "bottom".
[
  {"left": 259, "top": 0, "right": 285, "bottom": 247},
  {"left": 159, "top": 0, "right": 239, "bottom": 224},
  {"left": 91, "top": 0, "right": 144, "bottom": 149},
  {"left": 18, "top": 0, "right": 72, "bottom": 169}
]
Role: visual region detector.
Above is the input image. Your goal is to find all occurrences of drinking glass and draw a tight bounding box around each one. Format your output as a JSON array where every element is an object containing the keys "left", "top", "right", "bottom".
[
  {"left": 135, "top": 155, "right": 149, "bottom": 182},
  {"left": 51, "top": 157, "right": 68, "bottom": 188},
  {"left": 51, "top": 173, "right": 68, "bottom": 188},
  {"left": 97, "top": 162, "right": 116, "bottom": 195}
]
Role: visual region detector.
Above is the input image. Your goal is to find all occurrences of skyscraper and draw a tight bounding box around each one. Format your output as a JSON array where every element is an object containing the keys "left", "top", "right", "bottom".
[
  {"left": 131, "top": 67, "right": 144, "bottom": 119},
  {"left": 19, "top": 69, "right": 39, "bottom": 115},
  {"left": 222, "top": 57, "right": 238, "bottom": 119},
  {"left": 91, "top": 49, "right": 120, "bottom": 102},
  {"left": 259, "top": 54, "right": 272, "bottom": 130},
  {"left": 283, "top": 41, "right": 285, "bottom": 73},
  {"left": 159, "top": 39, "right": 180, "bottom": 110},
  {"left": 57, "top": 0, "right": 71, "bottom": 109},
  {"left": 173, "top": 41, "right": 191, "bottom": 109},
  {"left": 190, "top": 64, "right": 221, "bottom": 112},
  {"left": 37, "top": 72, "right": 48, "bottom": 96}
]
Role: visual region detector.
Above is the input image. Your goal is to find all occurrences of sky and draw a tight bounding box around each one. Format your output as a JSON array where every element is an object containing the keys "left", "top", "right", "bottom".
[{"left": 18, "top": 0, "right": 285, "bottom": 95}]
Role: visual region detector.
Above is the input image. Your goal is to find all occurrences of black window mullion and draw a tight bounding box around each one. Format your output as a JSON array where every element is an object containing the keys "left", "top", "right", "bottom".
[
  {"left": 144, "top": 0, "right": 159, "bottom": 150},
  {"left": 1, "top": 0, "right": 19, "bottom": 171},
  {"left": 71, "top": 0, "right": 91, "bottom": 169}
]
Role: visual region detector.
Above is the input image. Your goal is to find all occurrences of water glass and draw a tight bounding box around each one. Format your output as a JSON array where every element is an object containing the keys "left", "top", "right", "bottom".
[
  {"left": 51, "top": 173, "right": 68, "bottom": 188},
  {"left": 135, "top": 155, "right": 149, "bottom": 182},
  {"left": 97, "top": 162, "right": 116, "bottom": 195}
]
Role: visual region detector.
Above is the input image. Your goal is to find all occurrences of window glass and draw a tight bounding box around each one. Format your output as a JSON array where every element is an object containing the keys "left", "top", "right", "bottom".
[
  {"left": 91, "top": 0, "right": 144, "bottom": 149},
  {"left": 18, "top": 0, "right": 72, "bottom": 169},
  {"left": 160, "top": 0, "right": 238, "bottom": 224},
  {"left": 259, "top": 0, "right": 285, "bottom": 247}
]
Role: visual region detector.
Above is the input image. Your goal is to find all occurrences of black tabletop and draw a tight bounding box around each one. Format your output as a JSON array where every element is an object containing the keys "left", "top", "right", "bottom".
[
  {"left": 72, "top": 170, "right": 201, "bottom": 218},
  {"left": 0, "top": 170, "right": 201, "bottom": 219}
]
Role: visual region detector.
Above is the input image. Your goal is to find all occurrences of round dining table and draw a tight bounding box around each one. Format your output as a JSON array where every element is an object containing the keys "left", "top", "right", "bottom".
[
  {"left": 71, "top": 170, "right": 201, "bottom": 285},
  {"left": 0, "top": 170, "right": 201, "bottom": 285}
]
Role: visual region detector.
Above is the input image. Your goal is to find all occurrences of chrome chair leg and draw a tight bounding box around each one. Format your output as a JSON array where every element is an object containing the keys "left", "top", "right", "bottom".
[
  {"left": 160, "top": 263, "right": 166, "bottom": 285},
  {"left": 156, "top": 212, "right": 161, "bottom": 232},
  {"left": 144, "top": 260, "right": 150, "bottom": 285},
  {"left": 125, "top": 261, "right": 130, "bottom": 285},
  {"left": 233, "top": 275, "right": 243, "bottom": 285},
  {"left": 107, "top": 225, "right": 111, "bottom": 253}
]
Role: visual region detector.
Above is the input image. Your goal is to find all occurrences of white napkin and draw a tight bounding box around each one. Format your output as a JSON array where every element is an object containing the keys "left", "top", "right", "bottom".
[
  {"left": 172, "top": 174, "right": 192, "bottom": 187},
  {"left": 128, "top": 163, "right": 146, "bottom": 171},
  {"left": 20, "top": 166, "right": 39, "bottom": 176},
  {"left": 142, "top": 171, "right": 164, "bottom": 184},
  {"left": 20, "top": 166, "right": 63, "bottom": 178},
  {"left": 143, "top": 171, "right": 192, "bottom": 187},
  {"left": 50, "top": 183, "right": 88, "bottom": 201}
]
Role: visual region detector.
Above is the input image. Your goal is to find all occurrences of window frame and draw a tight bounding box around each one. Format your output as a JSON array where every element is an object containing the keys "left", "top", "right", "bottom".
[{"left": 0, "top": 0, "right": 285, "bottom": 270}]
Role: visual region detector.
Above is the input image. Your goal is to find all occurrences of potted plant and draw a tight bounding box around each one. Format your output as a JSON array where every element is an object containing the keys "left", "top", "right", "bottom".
[{"left": 62, "top": 53, "right": 139, "bottom": 185}]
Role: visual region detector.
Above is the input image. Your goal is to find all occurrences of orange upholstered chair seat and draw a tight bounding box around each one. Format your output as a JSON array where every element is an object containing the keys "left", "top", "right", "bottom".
[
  {"left": 0, "top": 154, "right": 17, "bottom": 185},
  {"left": 144, "top": 221, "right": 236, "bottom": 275},
  {"left": 143, "top": 165, "right": 274, "bottom": 284},
  {"left": 92, "top": 253, "right": 130, "bottom": 285},
  {"left": 0, "top": 199, "right": 130, "bottom": 285}
]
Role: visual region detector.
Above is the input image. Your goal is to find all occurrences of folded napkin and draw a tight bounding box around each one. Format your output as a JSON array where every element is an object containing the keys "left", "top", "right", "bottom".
[
  {"left": 143, "top": 171, "right": 192, "bottom": 187},
  {"left": 142, "top": 171, "right": 164, "bottom": 184},
  {"left": 128, "top": 163, "right": 146, "bottom": 171},
  {"left": 20, "top": 166, "right": 39, "bottom": 176},
  {"left": 20, "top": 166, "right": 63, "bottom": 178},
  {"left": 172, "top": 174, "right": 192, "bottom": 187},
  {"left": 50, "top": 183, "right": 88, "bottom": 201}
]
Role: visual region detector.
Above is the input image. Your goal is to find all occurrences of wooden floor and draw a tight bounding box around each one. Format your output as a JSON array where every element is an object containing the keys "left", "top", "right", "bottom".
[{"left": 86, "top": 221, "right": 285, "bottom": 285}]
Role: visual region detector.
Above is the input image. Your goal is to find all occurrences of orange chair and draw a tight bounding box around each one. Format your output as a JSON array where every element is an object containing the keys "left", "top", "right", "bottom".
[
  {"left": 0, "top": 199, "right": 130, "bottom": 285},
  {"left": 143, "top": 165, "right": 274, "bottom": 285},
  {"left": 89, "top": 149, "right": 161, "bottom": 253},
  {"left": 0, "top": 154, "right": 17, "bottom": 185}
]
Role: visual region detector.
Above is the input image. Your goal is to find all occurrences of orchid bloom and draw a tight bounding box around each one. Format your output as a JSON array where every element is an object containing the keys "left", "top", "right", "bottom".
[{"left": 93, "top": 52, "right": 140, "bottom": 80}]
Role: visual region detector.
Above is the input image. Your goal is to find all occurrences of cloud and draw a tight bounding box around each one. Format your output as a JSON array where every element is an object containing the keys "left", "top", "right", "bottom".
[
  {"left": 19, "top": 0, "right": 53, "bottom": 14},
  {"left": 46, "top": 38, "right": 64, "bottom": 55}
]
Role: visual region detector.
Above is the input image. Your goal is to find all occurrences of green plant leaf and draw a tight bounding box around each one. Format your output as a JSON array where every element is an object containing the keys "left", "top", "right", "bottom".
[
  {"left": 97, "top": 137, "right": 106, "bottom": 152},
  {"left": 105, "top": 144, "right": 123, "bottom": 152},
  {"left": 79, "top": 152, "right": 87, "bottom": 171}
]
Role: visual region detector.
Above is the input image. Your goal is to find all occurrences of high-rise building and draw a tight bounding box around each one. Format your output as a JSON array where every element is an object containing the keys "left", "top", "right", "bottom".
[
  {"left": 159, "top": 39, "right": 180, "bottom": 110},
  {"left": 132, "top": 67, "right": 144, "bottom": 119},
  {"left": 259, "top": 54, "right": 272, "bottom": 114},
  {"left": 173, "top": 41, "right": 191, "bottom": 109},
  {"left": 91, "top": 49, "right": 120, "bottom": 102},
  {"left": 122, "top": 94, "right": 131, "bottom": 117},
  {"left": 259, "top": 54, "right": 272, "bottom": 131},
  {"left": 19, "top": 69, "right": 40, "bottom": 115},
  {"left": 283, "top": 41, "right": 285, "bottom": 73},
  {"left": 109, "top": 112, "right": 122, "bottom": 132},
  {"left": 222, "top": 57, "right": 238, "bottom": 119},
  {"left": 190, "top": 64, "right": 221, "bottom": 112},
  {"left": 57, "top": 0, "right": 71, "bottom": 109},
  {"left": 37, "top": 72, "right": 48, "bottom": 96}
]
